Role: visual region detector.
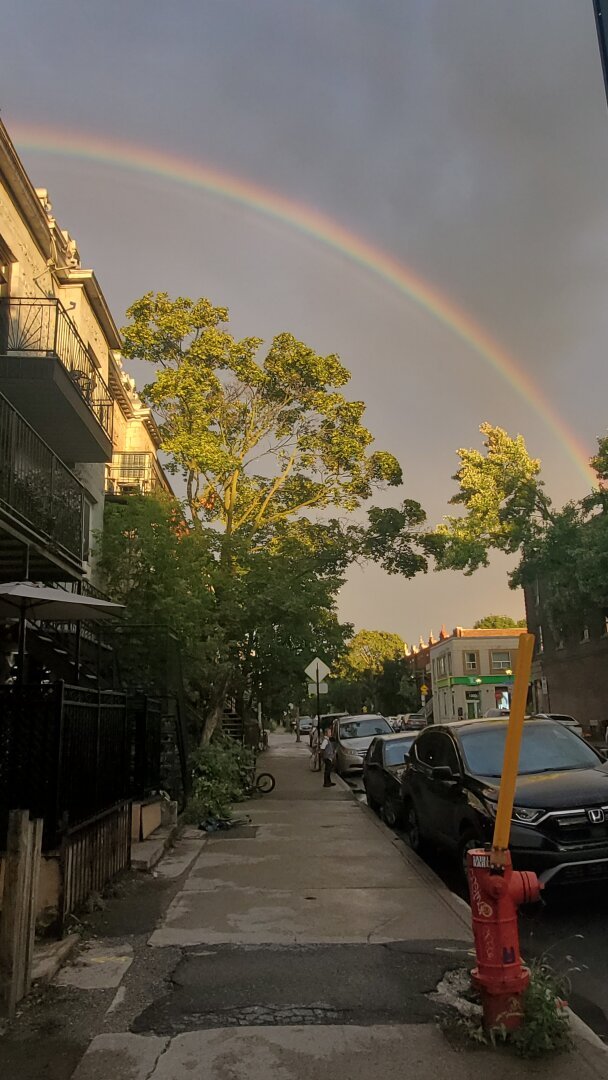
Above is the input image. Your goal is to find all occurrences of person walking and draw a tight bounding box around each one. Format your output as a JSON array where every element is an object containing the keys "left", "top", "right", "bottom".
[{"left": 320, "top": 727, "right": 336, "bottom": 788}]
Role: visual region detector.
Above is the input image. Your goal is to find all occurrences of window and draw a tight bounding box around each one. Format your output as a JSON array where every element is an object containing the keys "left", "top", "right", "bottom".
[
  {"left": 446, "top": 653, "right": 452, "bottom": 675},
  {"left": 414, "top": 731, "right": 459, "bottom": 772},
  {"left": 464, "top": 651, "right": 478, "bottom": 672},
  {"left": 538, "top": 625, "right": 544, "bottom": 653},
  {"left": 603, "top": 611, "right": 608, "bottom": 637},
  {"left": 438, "top": 655, "right": 446, "bottom": 676},
  {"left": 490, "top": 650, "right": 511, "bottom": 672},
  {"left": 581, "top": 625, "right": 590, "bottom": 643}
]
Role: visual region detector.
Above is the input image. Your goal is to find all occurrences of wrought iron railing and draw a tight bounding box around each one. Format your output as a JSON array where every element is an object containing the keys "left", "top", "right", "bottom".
[
  {"left": 105, "top": 451, "right": 167, "bottom": 495},
  {"left": 0, "top": 392, "right": 84, "bottom": 564},
  {"left": 0, "top": 297, "right": 113, "bottom": 440}
]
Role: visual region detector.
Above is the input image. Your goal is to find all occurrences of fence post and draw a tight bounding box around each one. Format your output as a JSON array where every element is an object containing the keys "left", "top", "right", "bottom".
[{"left": 0, "top": 810, "right": 41, "bottom": 1018}]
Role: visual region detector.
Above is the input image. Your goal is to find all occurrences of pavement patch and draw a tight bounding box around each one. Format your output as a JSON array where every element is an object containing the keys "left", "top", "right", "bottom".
[
  {"left": 131, "top": 941, "right": 466, "bottom": 1035},
  {"left": 54, "top": 942, "right": 134, "bottom": 990}
]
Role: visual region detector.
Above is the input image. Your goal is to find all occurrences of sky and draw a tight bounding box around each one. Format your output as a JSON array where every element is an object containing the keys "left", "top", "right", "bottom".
[{"left": 2, "top": 1, "right": 608, "bottom": 644}]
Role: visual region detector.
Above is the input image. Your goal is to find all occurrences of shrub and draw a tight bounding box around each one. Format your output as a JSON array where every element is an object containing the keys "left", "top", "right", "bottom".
[{"left": 184, "top": 736, "right": 255, "bottom": 822}]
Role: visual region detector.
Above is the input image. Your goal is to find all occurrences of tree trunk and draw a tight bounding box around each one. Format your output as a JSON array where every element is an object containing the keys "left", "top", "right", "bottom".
[{"left": 200, "top": 670, "right": 232, "bottom": 746}]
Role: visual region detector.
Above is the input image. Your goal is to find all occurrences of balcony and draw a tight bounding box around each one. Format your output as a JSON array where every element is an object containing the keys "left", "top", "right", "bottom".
[
  {"left": 0, "top": 297, "right": 113, "bottom": 462},
  {"left": 105, "top": 452, "right": 171, "bottom": 496},
  {"left": 0, "top": 392, "right": 85, "bottom": 581}
]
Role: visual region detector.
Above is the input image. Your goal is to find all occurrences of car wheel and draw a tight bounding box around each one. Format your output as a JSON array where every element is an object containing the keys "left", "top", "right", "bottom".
[
  {"left": 404, "top": 802, "right": 425, "bottom": 854},
  {"left": 458, "top": 831, "right": 483, "bottom": 886},
  {"left": 382, "top": 797, "right": 402, "bottom": 829}
]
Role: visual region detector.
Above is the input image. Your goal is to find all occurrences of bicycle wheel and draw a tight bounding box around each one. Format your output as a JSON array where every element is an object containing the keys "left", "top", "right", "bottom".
[{"left": 255, "top": 772, "right": 275, "bottom": 794}]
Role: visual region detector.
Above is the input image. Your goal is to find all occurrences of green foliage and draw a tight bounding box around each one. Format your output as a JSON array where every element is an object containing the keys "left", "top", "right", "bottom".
[
  {"left": 445, "top": 963, "right": 572, "bottom": 1059},
  {"left": 474, "top": 615, "right": 527, "bottom": 629},
  {"left": 327, "top": 630, "right": 414, "bottom": 714},
  {"left": 431, "top": 423, "right": 553, "bottom": 575},
  {"left": 185, "top": 737, "right": 255, "bottom": 822},
  {"left": 122, "top": 292, "right": 403, "bottom": 534},
  {"left": 336, "top": 629, "right": 406, "bottom": 677}
]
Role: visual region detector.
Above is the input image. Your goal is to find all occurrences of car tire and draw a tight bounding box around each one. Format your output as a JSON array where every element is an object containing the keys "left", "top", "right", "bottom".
[
  {"left": 404, "top": 801, "right": 425, "bottom": 854},
  {"left": 382, "top": 797, "right": 403, "bottom": 829}
]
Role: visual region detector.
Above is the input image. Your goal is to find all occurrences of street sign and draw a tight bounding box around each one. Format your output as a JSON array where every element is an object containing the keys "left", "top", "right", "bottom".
[
  {"left": 420, "top": 684, "right": 429, "bottom": 696},
  {"left": 308, "top": 681, "right": 328, "bottom": 695},
  {"left": 304, "top": 657, "right": 330, "bottom": 683}
]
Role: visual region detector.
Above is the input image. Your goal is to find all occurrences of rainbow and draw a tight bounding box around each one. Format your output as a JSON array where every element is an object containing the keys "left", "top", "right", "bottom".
[{"left": 11, "top": 121, "right": 595, "bottom": 484}]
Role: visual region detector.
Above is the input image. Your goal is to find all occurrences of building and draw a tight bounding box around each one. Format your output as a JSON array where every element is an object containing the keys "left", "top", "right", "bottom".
[
  {"left": 430, "top": 627, "right": 528, "bottom": 723},
  {"left": 524, "top": 579, "right": 608, "bottom": 737},
  {"left": 0, "top": 118, "right": 170, "bottom": 590}
]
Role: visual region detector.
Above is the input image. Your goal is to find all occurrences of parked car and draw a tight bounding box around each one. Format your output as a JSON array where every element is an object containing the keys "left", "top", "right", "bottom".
[
  {"left": 533, "top": 713, "right": 584, "bottom": 738},
  {"left": 331, "top": 714, "right": 393, "bottom": 775},
  {"left": 483, "top": 708, "right": 509, "bottom": 718},
  {"left": 401, "top": 717, "right": 608, "bottom": 888},
  {"left": 363, "top": 732, "right": 416, "bottom": 825},
  {"left": 401, "top": 713, "right": 427, "bottom": 731},
  {"left": 297, "top": 716, "right": 314, "bottom": 734}
]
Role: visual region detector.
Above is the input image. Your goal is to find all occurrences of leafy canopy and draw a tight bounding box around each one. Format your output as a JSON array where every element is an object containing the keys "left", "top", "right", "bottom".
[
  {"left": 474, "top": 615, "right": 527, "bottom": 629},
  {"left": 431, "top": 423, "right": 553, "bottom": 574},
  {"left": 122, "top": 293, "right": 402, "bottom": 535}
]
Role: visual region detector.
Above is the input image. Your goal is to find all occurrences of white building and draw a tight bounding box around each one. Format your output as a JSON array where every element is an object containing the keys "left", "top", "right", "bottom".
[{"left": 430, "top": 627, "right": 527, "bottom": 723}]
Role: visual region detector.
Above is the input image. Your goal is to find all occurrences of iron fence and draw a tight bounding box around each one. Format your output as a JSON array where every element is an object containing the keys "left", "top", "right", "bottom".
[
  {"left": 0, "top": 297, "right": 113, "bottom": 440},
  {"left": 0, "top": 681, "right": 129, "bottom": 850},
  {"left": 129, "top": 694, "right": 162, "bottom": 799},
  {"left": 0, "top": 393, "right": 84, "bottom": 564}
]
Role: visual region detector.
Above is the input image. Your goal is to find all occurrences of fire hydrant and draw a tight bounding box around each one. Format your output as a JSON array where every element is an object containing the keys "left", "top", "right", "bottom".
[{"left": 467, "top": 848, "right": 542, "bottom": 1031}]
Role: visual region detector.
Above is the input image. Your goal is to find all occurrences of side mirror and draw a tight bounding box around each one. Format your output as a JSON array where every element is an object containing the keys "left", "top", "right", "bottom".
[{"left": 431, "top": 765, "right": 458, "bottom": 782}]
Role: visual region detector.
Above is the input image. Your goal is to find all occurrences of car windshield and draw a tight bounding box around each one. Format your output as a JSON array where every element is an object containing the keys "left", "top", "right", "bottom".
[
  {"left": 384, "top": 738, "right": 415, "bottom": 766},
  {"left": 339, "top": 717, "right": 391, "bottom": 740},
  {"left": 460, "top": 722, "right": 600, "bottom": 777}
]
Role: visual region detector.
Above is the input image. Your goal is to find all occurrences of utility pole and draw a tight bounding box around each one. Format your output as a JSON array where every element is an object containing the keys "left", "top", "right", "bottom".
[{"left": 593, "top": 0, "right": 608, "bottom": 107}]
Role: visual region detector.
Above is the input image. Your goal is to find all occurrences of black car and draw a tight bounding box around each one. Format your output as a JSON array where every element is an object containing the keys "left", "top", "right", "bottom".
[
  {"left": 401, "top": 718, "right": 608, "bottom": 888},
  {"left": 363, "top": 732, "right": 416, "bottom": 826}
]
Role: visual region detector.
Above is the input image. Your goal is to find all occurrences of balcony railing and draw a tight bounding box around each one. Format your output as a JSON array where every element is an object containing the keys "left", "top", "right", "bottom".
[
  {"left": 0, "top": 297, "right": 113, "bottom": 440},
  {"left": 0, "top": 392, "right": 84, "bottom": 563},
  {"left": 106, "top": 451, "right": 169, "bottom": 495}
]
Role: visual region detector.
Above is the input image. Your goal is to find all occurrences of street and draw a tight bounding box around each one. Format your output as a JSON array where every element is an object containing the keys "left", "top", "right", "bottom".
[{"left": 346, "top": 772, "right": 608, "bottom": 1043}]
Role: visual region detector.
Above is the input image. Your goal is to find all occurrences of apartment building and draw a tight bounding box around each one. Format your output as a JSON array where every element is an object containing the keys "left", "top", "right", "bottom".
[
  {"left": 0, "top": 118, "right": 170, "bottom": 589},
  {"left": 430, "top": 627, "right": 528, "bottom": 723}
]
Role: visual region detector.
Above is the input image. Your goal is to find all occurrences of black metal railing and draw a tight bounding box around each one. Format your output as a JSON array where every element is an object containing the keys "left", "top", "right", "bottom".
[
  {"left": 105, "top": 451, "right": 167, "bottom": 495},
  {"left": 129, "top": 694, "right": 163, "bottom": 798},
  {"left": 0, "top": 682, "right": 129, "bottom": 850},
  {"left": 0, "top": 297, "right": 113, "bottom": 440},
  {"left": 0, "top": 392, "right": 84, "bottom": 564}
]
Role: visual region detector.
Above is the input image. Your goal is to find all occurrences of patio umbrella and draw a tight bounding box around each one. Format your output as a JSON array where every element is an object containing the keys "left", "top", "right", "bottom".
[{"left": 0, "top": 581, "right": 124, "bottom": 682}]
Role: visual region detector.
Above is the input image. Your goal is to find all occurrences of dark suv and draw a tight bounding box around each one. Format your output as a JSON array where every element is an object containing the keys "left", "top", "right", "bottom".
[{"left": 401, "top": 718, "right": 608, "bottom": 888}]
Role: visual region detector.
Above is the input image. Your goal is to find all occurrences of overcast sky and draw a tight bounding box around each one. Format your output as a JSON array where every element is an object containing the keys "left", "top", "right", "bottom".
[{"left": 3, "top": 1, "right": 608, "bottom": 643}]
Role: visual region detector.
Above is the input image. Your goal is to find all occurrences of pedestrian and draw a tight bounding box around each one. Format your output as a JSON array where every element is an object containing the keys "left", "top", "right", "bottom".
[{"left": 320, "top": 726, "right": 336, "bottom": 788}]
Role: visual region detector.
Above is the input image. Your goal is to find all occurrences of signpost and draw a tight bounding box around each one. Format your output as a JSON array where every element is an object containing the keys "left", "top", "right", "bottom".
[{"left": 304, "top": 657, "right": 331, "bottom": 732}]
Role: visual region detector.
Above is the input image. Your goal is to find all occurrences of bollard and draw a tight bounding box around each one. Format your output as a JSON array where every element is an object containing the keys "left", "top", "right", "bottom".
[{"left": 467, "top": 847, "right": 542, "bottom": 1031}]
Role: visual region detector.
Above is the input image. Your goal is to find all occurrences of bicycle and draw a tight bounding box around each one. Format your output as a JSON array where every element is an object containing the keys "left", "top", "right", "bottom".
[{"left": 242, "top": 762, "right": 276, "bottom": 795}]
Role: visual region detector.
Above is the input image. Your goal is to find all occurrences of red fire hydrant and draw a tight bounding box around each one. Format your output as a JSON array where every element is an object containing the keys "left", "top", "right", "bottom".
[{"left": 466, "top": 848, "right": 542, "bottom": 1031}]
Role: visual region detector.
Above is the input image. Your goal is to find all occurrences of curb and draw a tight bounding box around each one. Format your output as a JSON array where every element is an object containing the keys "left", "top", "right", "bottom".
[
  {"left": 31, "top": 933, "right": 79, "bottom": 986},
  {"left": 334, "top": 774, "right": 608, "bottom": 1061}
]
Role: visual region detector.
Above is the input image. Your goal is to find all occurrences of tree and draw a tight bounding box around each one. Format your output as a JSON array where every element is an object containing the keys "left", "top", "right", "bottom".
[
  {"left": 336, "top": 629, "right": 406, "bottom": 677},
  {"left": 122, "top": 293, "right": 403, "bottom": 545},
  {"left": 120, "top": 292, "right": 424, "bottom": 737},
  {"left": 431, "top": 423, "right": 554, "bottom": 575},
  {"left": 474, "top": 615, "right": 527, "bottom": 629}
]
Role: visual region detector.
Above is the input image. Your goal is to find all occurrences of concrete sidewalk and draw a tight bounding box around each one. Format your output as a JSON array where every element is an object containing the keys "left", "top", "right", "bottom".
[{"left": 71, "top": 734, "right": 607, "bottom": 1079}]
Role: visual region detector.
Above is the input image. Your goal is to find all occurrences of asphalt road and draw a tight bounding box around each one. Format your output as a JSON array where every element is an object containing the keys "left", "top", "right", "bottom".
[{"left": 346, "top": 774, "right": 608, "bottom": 1043}]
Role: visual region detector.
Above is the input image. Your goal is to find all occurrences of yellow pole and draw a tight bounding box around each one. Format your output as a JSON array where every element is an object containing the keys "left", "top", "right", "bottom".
[{"left": 490, "top": 633, "right": 535, "bottom": 868}]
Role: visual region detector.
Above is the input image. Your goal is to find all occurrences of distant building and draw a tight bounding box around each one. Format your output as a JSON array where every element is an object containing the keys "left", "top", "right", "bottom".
[
  {"left": 524, "top": 579, "right": 608, "bottom": 737},
  {"left": 430, "top": 627, "right": 527, "bottom": 723}
]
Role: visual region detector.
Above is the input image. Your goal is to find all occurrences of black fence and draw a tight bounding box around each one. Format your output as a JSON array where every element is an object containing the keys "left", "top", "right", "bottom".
[
  {"left": 129, "top": 693, "right": 162, "bottom": 799},
  {"left": 0, "top": 681, "right": 130, "bottom": 850}
]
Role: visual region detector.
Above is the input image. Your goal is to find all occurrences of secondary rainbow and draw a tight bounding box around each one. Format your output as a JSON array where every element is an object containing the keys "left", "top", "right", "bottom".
[{"left": 12, "top": 122, "right": 594, "bottom": 484}]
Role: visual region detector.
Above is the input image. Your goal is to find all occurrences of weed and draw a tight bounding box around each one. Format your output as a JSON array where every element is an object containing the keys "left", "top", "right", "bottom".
[
  {"left": 441, "top": 962, "right": 573, "bottom": 1058},
  {"left": 183, "top": 735, "right": 255, "bottom": 823}
]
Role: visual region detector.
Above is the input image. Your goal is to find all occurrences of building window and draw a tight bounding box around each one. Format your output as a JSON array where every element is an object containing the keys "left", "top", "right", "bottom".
[
  {"left": 581, "top": 625, "right": 590, "bottom": 642},
  {"left": 603, "top": 611, "right": 608, "bottom": 637},
  {"left": 534, "top": 579, "right": 540, "bottom": 609},
  {"left": 464, "top": 650, "right": 478, "bottom": 672},
  {"left": 438, "top": 656, "right": 446, "bottom": 676},
  {"left": 490, "top": 650, "right": 511, "bottom": 672},
  {"left": 446, "top": 653, "right": 452, "bottom": 675},
  {"left": 538, "top": 625, "right": 544, "bottom": 653}
]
